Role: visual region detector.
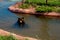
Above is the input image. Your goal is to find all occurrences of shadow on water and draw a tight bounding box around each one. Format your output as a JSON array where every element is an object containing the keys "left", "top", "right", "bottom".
[
  {"left": 12, "top": 21, "right": 29, "bottom": 29},
  {"left": 34, "top": 14, "right": 60, "bottom": 19}
]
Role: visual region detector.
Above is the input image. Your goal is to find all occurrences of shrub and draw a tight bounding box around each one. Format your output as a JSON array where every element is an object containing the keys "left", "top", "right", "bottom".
[
  {"left": 25, "top": 38, "right": 29, "bottom": 40},
  {"left": 54, "top": 7, "right": 60, "bottom": 12},
  {"left": 47, "top": 2, "right": 60, "bottom": 6},
  {"left": 19, "top": 4, "right": 30, "bottom": 9},
  {"left": 25, "top": 0, "right": 60, "bottom": 6},
  {"left": 36, "top": 6, "right": 52, "bottom": 13},
  {"left": 0, "top": 35, "right": 17, "bottom": 40},
  {"left": 57, "top": 8, "right": 60, "bottom": 12}
]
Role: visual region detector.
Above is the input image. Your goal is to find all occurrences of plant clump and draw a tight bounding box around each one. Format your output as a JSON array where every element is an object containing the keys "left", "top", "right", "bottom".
[
  {"left": 0, "top": 35, "right": 17, "bottom": 40},
  {"left": 19, "top": 4, "right": 30, "bottom": 9},
  {"left": 19, "top": 0, "right": 60, "bottom": 13}
]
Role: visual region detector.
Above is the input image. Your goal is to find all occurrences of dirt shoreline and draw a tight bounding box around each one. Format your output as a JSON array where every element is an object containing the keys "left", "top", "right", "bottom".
[{"left": 0, "top": 29, "right": 38, "bottom": 40}]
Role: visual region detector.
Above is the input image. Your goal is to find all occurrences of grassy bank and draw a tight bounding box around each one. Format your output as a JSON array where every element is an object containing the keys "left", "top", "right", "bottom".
[
  {"left": 19, "top": 0, "right": 60, "bottom": 13},
  {"left": 25, "top": 0, "right": 60, "bottom": 6},
  {"left": 35, "top": 6, "right": 60, "bottom": 13},
  {"left": 0, "top": 35, "right": 17, "bottom": 40},
  {"left": 0, "top": 35, "right": 30, "bottom": 40}
]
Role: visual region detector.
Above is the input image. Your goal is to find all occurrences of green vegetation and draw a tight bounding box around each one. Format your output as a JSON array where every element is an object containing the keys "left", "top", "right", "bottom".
[
  {"left": 19, "top": 0, "right": 60, "bottom": 13},
  {"left": 19, "top": 4, "right": 30, "bottom": 9},
  {"left": 55, "top": 7, "right": 60, "bottom": 12},
  {"left": 0, "top": 35, "right": 17, "bottom": 40},
  {"left": 25, "top": 0, "right": 60, "bottom": 6},
  {"left": 0, "top": 35, "right": 30, "bottom": 40},
  {"left": 25, "top": 38, "right": 29, "bottom": 40},
  {"left": 36, "top": 6, "right": 60, "bottom": 13},
  {"left": 36, "top": 6, "right": 53, "bottom": 12}
]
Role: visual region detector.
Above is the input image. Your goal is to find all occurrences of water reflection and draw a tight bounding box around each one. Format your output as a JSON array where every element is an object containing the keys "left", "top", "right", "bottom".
[
  {"left": 40, "top": 18, "right": 50, "bottom": 40},
  {"left": 12, "top": 21, "right": 29, "bottom": 29}
]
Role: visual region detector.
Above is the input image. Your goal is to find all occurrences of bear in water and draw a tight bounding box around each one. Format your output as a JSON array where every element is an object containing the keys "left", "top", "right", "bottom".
[{"left": 18, "top": 17, "right": 25, "bottom": 26}]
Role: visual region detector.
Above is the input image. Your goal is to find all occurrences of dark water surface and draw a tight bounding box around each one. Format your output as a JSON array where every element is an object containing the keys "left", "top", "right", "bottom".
[{"left": 0, "top": 0, "right": 60, "bottom": 40}]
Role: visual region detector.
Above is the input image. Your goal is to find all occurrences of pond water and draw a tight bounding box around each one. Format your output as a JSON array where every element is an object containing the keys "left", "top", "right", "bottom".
[{"left": 0, "top": 0, "right": 60, "bottom": 40}]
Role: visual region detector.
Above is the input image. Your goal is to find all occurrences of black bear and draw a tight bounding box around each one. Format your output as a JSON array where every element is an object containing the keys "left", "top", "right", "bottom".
[{"left": 18, "top": 17, "right": 25, "bottom": 26}]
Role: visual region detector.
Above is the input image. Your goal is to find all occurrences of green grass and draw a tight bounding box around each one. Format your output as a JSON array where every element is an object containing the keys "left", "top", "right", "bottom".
[
  {"left": 19, "top": 4, "right": 30, "bottom": 9},
  {"left": 25, "top": 0, "right": 60, "bottom": 13},
  {"left": 36, "top": 5, "right": 53, "bottom": 12},
  {"left": 19, "top": 0, "right": 60, "bottom": 13},
  {"left": 0, "top": 35, "right": 17, "bottom": 40},
  {"left": 36, "top": 5, "right": 60, "bottom": 13},
  {"left": 25, "top": 0, "right": 60, "bottom": 6},
  {"left": 54, "top": 7, "right": 60, "bottom": 12}
]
